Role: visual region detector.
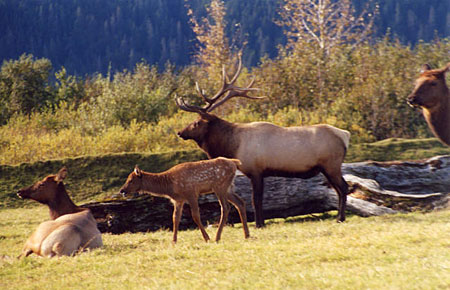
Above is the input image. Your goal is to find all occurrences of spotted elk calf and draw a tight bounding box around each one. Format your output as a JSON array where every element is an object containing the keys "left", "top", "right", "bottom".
[{"left": 119, "top": 157, "right": 250, "bottom": 243}]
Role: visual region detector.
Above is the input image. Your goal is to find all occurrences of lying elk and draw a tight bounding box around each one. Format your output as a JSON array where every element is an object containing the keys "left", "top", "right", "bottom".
[
  {"left": 17, "top": 167, "right": 103, "bottom": 258},
  {"left": 119, "top": 158, "right": 250, "bottom": 243},
  {"left": 176, "top": 58, "right": 350, "bottom": 227},
  {"left": 407, "top": 63, "right": 450, "bottom": 146}
]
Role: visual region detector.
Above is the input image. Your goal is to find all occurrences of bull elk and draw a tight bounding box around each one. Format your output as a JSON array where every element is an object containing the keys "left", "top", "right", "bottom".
[
  {"left": 176, "top": 58, "right": 351, "bottom": 228},
  {"left": 17, "top": 167, "right": 103, "bottom": 258},
  {"left": 119, "top": 157, "right": 250, "bottom": 243},
  {"left": 407, "top": 63, "right": 450, "bottom": 146}
]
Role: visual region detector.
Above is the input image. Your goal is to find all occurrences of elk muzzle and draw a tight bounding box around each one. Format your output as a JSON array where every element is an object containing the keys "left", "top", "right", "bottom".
[
  {"left": 407, "top": 93, "right": 421, "bottom": 108},
  {"left": 119, "top": 189, "right": 129, "bottom": 198},
  {"left": 177, "top": 130, "right": 188, "bottom": 140},
  {"left": 17, "top": 188, "right": 30, "bottom": 199}
]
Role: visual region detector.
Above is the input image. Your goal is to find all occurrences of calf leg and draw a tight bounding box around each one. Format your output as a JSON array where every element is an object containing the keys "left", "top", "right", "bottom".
[
  {"left": 215, "top": 193, "right": 231, "bottom": 242},
  {"left": 187, "top": 197, "right": 210, "bottom": 242},
  {"left": 227, "top": 191, "right": 250, "bottom": 239},
  {"left": 172, "top": 201, "right": 185, "bottom": 243}
]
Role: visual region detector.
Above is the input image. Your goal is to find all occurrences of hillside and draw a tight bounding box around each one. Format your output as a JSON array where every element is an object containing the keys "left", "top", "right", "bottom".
[
  {"left": 1, "top": 0, "right": 448, "bottom": 75},
  {"left": 1, "top": 138, "right": 449, "bottom": 209}
]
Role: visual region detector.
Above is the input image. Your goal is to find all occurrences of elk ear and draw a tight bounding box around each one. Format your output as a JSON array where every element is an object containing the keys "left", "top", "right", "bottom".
[
  {"left": 420, "top": 64, "right": 431, "bottom": 73},
  {"left": 55, "top": 167, "right": 68, "bottom": 182},
  {"left": 433, "top": 63, "right": 450, "bottom": 77},
  {"left": 134, "top": 165, "right": 142, "bottom": 177},
  {"left": 443, "top": 63, "right": 450, "bottom": 74}
]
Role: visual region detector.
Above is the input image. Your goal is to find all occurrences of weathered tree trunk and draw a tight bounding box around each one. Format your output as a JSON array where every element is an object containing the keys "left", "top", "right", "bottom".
[{"left": 83, "top": 155, "right": 450, "bottom": 234}]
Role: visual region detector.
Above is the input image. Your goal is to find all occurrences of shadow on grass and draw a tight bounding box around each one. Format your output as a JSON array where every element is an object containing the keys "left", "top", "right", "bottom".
[{"left": 263, "top": 210, "right": 359, "bottom": 226}]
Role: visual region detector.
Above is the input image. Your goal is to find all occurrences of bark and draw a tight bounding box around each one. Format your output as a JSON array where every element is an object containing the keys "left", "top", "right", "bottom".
[{"left": 82, "top": 155, "right": 450, "bottom": 234}]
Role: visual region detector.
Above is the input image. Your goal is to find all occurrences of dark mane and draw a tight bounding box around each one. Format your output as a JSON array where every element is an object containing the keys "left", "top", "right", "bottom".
[{"left": 202, "top": 116, "right": 240, "bottom": 159}]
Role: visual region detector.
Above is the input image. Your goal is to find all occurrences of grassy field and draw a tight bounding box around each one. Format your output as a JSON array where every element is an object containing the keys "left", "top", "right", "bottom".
[
  {"left": 1, "top": 207, "right": 449, "bottom": 289},
  {"left": 1, "top": 138, "right": 449, "bottom": 289}
]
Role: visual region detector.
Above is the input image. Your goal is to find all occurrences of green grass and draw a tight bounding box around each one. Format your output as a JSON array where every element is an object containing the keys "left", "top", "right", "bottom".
[{"left": 1, "top": 207, "right": 449, "bottom": 289}]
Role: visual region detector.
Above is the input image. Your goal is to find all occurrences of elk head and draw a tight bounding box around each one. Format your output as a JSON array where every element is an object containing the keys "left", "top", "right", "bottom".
[
  {"left": 17, "top": 167, "right": 68, "bottom": 204},
  {"left": 119, "top": 165, "right": 144, "bottom": 197},
  {"left": 176, "top": 57, "right": 262, "bottom": 143},
  {"left": 408, "top": 63, "right": 450, "bottom": 109}
]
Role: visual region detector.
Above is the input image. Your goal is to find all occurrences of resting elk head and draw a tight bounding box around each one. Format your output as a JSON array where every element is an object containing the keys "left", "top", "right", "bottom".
[{"left": 17, "top": 167, "right": 68, "bottom": 204}]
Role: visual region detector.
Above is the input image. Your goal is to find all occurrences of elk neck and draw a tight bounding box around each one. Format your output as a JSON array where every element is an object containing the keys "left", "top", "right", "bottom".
[
  {"left": 423, "top": 93, "right": 450, "bottom": 145},
  {"left": 48, "top": 182, "right": 83, "bottom": 219},
  {"left": 141, "top": 172, "right": 175, "bottom": 198},
  {"left": 201, "top": 117, "right": 240, "bottom": 159}
]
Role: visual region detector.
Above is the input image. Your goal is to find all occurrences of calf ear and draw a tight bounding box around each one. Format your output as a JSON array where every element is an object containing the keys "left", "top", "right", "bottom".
[
  {"left": 134, "top": 165, "right": 142, "bottom": 177},
  {"left": 420, "top": 64, "right": 431, "bottom": 73},
  {"left": 55, "top": 167, "right": 68, "bottom": 182}
]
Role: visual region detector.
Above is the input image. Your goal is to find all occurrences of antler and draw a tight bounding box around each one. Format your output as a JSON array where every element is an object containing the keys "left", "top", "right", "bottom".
[{"left": 176, "top": 56, "right": 262, "bottom": 113}]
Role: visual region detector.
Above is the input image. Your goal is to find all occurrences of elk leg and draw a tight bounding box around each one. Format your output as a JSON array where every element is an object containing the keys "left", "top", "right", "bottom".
[
  {"left": 227, "top": 192, "right": 250, "bottom": 239},
  {"left": 324, "top": 172, "right": 348, "bottom": 223},
  {"left": 41, "top": 224, "right": 82, "bottom": 257},
  {"left": 250, "top": 174, "right": 265, "bottom": 228},
  {"left": 337, "top": 176, "right": 349, "bottom": 222},
  {"left": 18, "top": 248, "right": 33, "bottom": 259},
  {"left": 172, "top": 201, "right": 185, "bottom": 243},
  {"left": 215, "top": 193, "right": 231, "bottom": 242},
  {"left": 187, "top": 197, "right": 210, "bottom": 242}
]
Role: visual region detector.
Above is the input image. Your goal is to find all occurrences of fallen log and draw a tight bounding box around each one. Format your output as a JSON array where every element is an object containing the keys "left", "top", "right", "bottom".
[{"left": 82, "top": 155, "right": 450, "bottom": 234}]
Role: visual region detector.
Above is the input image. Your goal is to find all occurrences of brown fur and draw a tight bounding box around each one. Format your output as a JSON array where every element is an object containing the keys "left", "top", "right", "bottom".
[
  {"left": 178, "top": 115, "right": 351, "bottom": 227},
  {"left": 17, "top": 168, "right": 103, "bottom": 258},
  {"left": 119, "top": 158, "right": 250, "bottom": 243},
  {"left": 408, "top": 63, "right": 450, "bottom": 146}
]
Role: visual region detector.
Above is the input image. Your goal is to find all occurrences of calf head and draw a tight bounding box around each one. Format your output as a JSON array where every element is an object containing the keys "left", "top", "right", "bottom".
[
  {"left": 119, "top": 166, "right": 144, "bottom": 197},
  {"left": 17, "top": 167, "right": 68, "bottom": 204},
  {"left": 408, "top": 63, "right": 450, "bottom": 109}
]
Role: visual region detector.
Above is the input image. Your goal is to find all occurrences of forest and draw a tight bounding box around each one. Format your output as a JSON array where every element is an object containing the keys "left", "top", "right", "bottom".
[
  {"left": 0, "top": 0, "right": 449, "bottom": 165},
  {"left": 0, "top": 0, "right": 448, "bottom": 75}
]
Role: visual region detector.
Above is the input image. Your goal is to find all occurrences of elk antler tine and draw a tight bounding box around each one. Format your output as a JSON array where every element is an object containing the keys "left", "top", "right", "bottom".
[
  {"left": 175, "top": 96, "right": 187, "bottom": 109},
  {"left": 240, "top": 95, "right": 266, "bottom": 100},
  {"left": 196, "top": 82, "right": 211, "bottom": 103},
  {"left": 247, "top": 77, "right": 255, "bottom": 88},
  {"left": 229, "top": 56, "right": 243, "bottom": 84},
  {"left": 176, "top": 96, "right": 206, "bottom": 113},
  {"left": 222, "top": 65, "right": 228, "bottom": 84}
]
